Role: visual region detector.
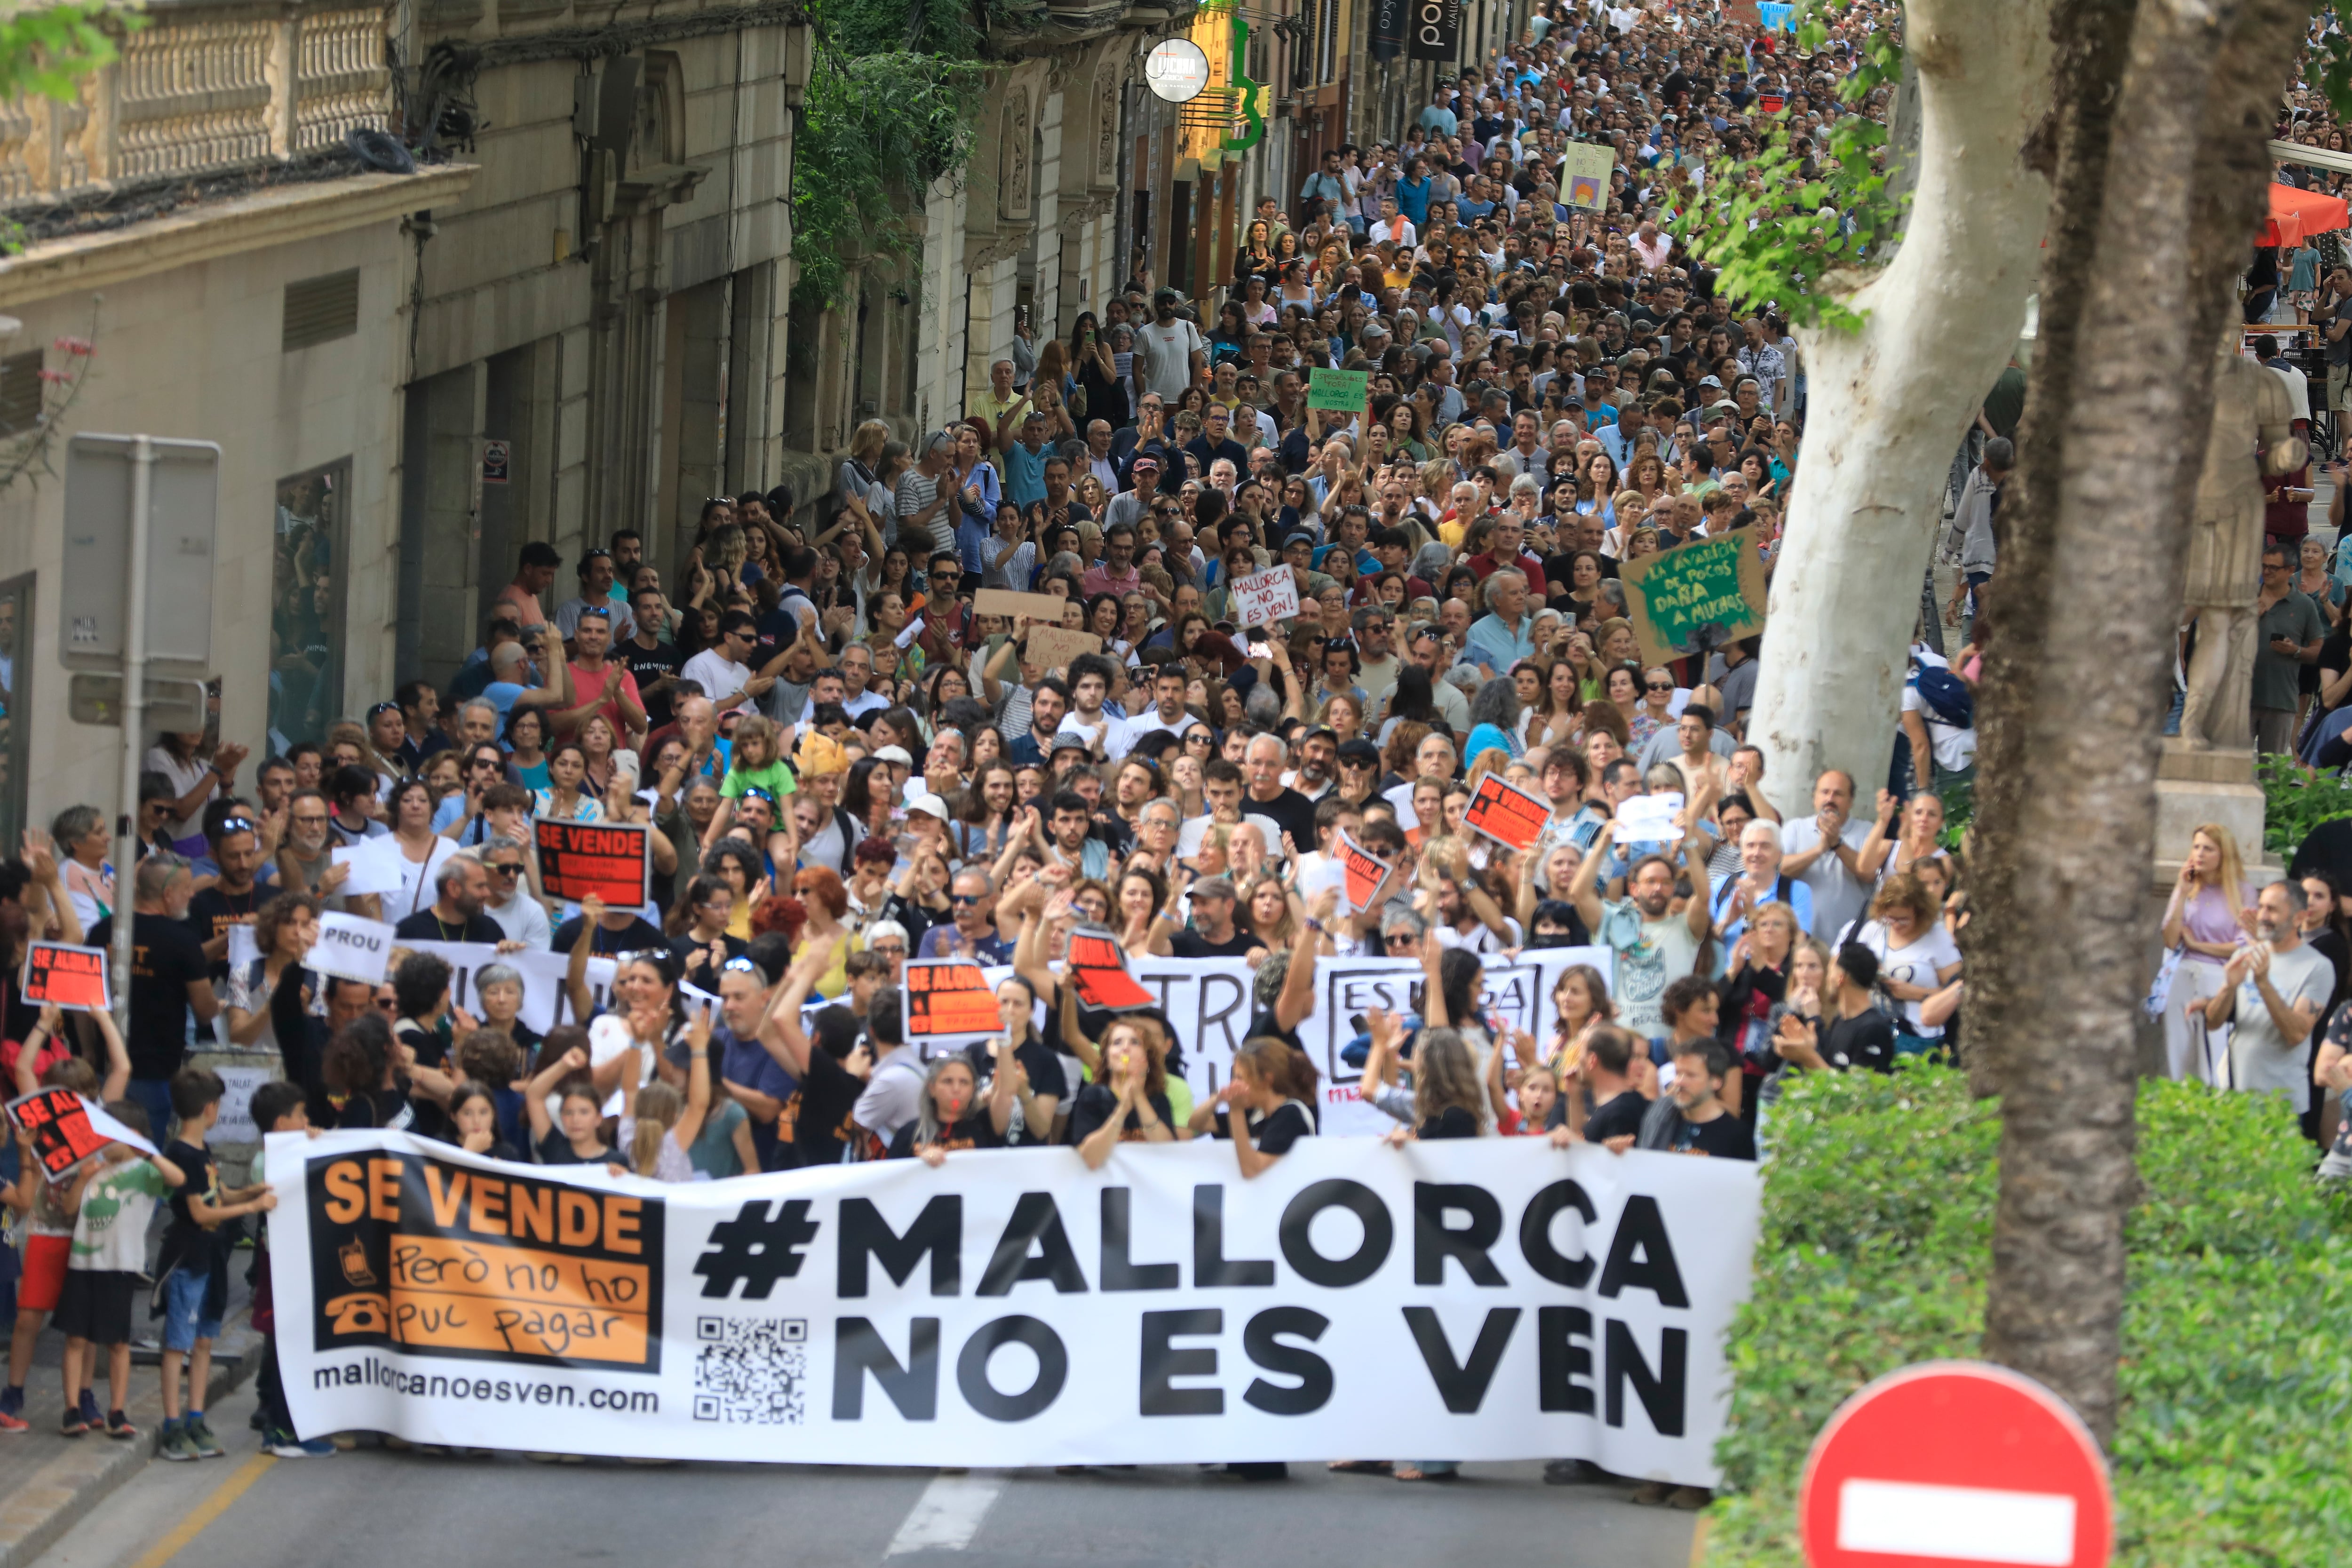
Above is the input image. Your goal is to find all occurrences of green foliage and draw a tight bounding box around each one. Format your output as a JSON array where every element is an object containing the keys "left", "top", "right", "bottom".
[
  {"left": 787, "top": 0, "right": 1024, "bottom": 312},
  {"left": 1668, "top": 6, "right": 1904, "bottom": 332},
  {"left": 0, "top": 1, "right": 135, "bottom": 106},
  {"left": 1702, "top": 1066, "right": 2352, "bottom": 1567},
  {"left": 2255, "top": 749, "right": 2352, "bottom": 859},
  {"left": 1936, "top": 773, "right": 1973, "bottom": 853}
]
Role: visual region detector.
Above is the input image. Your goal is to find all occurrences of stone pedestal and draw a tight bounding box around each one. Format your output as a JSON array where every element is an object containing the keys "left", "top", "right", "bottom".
[{"left": 2153, "top": 740, "right": 2272, "bottom": 885}]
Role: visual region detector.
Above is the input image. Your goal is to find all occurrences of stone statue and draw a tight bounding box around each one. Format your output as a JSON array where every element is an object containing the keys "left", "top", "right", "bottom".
[{"left": 2177, "top": 336, "right": 2305, "bottom": 750}]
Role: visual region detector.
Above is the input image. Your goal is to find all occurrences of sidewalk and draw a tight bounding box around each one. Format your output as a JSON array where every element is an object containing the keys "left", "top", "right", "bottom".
[{"left": 0, "top": 1291, "right": 262, "bottom": 1568}]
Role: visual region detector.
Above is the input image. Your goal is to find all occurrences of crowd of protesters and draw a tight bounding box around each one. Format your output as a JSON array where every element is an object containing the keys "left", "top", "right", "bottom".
[{"left": 4, "top": 0, "right": 2332, "bottom": 1501}]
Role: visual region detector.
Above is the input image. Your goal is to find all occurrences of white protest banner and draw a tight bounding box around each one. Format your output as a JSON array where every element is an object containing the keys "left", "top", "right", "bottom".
[
  {"left": 1230, "top": 565, "right": 1301, "bottom": 628},
  {"left": 1615, "top": 793, "right": 1685, "bottom": 844},
  {"left": 332, "top": 839, "right": 405, "bottom": 897},
  {"left": 309, "top": 912, "right": 397, "bottom": 985},
  {"left": 269, "top": 1130, "right": 1757, "bottom": 1480},
  {"left": 403, "top": 942, "right": 619, "bottom": 1034},
  {"left": 1303, "top": 951, "right": 1616, "bottom": 1136}
]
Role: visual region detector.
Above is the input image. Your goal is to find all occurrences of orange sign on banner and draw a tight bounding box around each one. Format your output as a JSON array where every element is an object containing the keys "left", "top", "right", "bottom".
[
  {"left": 534, "top": 817, "right": 651, "bottom": 910},
  {"left": 1335, "top": 831, "right": 1399, "bottom": 915},
  {"left": 1462, "top": 773, "right": 1552, "bottom": 853},
  {"left": 22, "top": 941, "right": 110, "bottom": 1012},
  {"left": 904, "top": 959, "right": 1003, "bottom": 1046},
  {"left": 1065, "top": 927, "right": 1157, "bottom": 1011}
]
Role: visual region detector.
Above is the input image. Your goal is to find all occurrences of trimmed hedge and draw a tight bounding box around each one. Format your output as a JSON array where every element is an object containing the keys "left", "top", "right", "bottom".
[{"left": 1702, "top": 1066, "right": 2352, "bottom": 1567}]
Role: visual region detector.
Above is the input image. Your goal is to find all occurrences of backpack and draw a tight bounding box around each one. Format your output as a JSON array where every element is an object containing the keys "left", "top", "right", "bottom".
[{"left": 1911, "top": 659, "right": 1973, "bottom": 730}]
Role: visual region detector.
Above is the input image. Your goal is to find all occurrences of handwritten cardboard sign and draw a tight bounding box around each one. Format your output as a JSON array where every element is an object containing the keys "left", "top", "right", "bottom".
[
  {"left": 1559, "top": 142, "right": 1615, "bottom": 210},
  {"left": 975, "top": 589, "right": 1073, "bottom": 623},
  {"left": 534, "top": 817, "right": 651, "bottom": 911},
  {"left": 1462, "top": 772, "right": 1552, "bottom": 853},
  {"left": 1616, "top": 526, "right": 1768, "bottom": 668},
  {"left": 1025, "top": 624, "right": 1103, "bottom": 673},
  {"left": 1307, "top": 368, "right": 1370, "bottom": 413},
  {"left": 21, "top": 942, "right": 109, "bottom": 1012},
  {"left": 6, "top": 1088, "right": 159, "bottom": 1179},
  {"left": 308, "top": 911, "right": 397, "bottom": 985},
  {"left": 1230, "top": 565, "right": 1301, "bottom": 628}
]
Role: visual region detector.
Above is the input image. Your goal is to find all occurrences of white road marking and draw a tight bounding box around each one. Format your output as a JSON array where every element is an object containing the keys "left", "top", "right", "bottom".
[
  {"left": 885, "top": 1472, "right": 1008, "bottom": 1556},
  {"left": 1836, "top": 1477, "right": 2078, "bottom": 1566}
]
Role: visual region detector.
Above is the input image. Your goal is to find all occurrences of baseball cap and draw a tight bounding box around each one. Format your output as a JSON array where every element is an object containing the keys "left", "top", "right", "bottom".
[
  {"left": 1192, "top": 876, "right": 1238, "bottom": 901},
  {"left": 1132, "top": 455, "right": 1160, "bottom": 472},
  {"left": 874, "top": 745, "right": 914, "bottom": 766},
  {"left": 906, "top": 795, "right": 949, "bottom": 820}
]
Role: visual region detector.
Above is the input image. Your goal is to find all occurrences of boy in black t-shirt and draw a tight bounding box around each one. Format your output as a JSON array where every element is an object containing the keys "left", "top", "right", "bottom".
[{"left": 156, "top": 1067, "right": 278, "bottom": 1462}]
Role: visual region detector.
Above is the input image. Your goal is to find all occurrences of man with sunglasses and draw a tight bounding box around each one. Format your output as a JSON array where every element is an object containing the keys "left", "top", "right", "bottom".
[
  {"left": 185, "top": 805, "right": 271, "bottom": 978},
  {"left": 1333, "top": 738, "right": 1383, "bottom": 808},
  {"left": 916, "top": 869, "right": 1011, "bottom": 962},
  {"left": 433, "top": 745, "right": 514, "bottom": 838},
  {"left": 474, "top": 833, "right": 551, "bottom": 949}
]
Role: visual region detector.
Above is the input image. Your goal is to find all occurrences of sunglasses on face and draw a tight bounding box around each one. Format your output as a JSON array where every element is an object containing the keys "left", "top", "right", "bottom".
[
  {"left": 488, "top": 861, "right": 524, "bottom": 877},
  {"left": 950, "top": 893, "right": 985, "bottom": 907}
]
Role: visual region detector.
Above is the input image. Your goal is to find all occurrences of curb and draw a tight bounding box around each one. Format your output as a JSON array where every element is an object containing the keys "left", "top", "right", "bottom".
[{"left": 0, "top": 1311, "right": 263, "bottom": 1568}]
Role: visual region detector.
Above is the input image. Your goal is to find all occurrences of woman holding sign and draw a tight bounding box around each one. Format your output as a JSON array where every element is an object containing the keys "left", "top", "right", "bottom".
[{"left": 223, "top": 893, "right": 321, "bottom": 1067}]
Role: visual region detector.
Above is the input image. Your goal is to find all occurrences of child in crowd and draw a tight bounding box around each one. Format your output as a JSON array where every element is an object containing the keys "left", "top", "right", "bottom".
[
  {"left": 247, "top": 1080, "right": 335, "bottom": 1457},
  {"left": 57, "top": 1104, "right": 183, "bottom": 1439},
  {"left": 526, "top": 1036, "right": 622, "bottom": 1165},
  {"left": 2, "top": 1055, "right": 119, "bottom": 1432},
  {"left": 156, "top": 1067, "right": 279, "bottom": 1462}
]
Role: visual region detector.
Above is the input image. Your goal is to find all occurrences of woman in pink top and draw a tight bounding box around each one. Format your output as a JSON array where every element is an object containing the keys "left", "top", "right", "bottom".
[{"left": 2161, "top": 823, "right": 2256, "bottom": 1083}]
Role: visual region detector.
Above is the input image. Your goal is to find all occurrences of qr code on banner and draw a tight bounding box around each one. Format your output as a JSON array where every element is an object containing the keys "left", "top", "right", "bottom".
[{"left": 692, "top": 1316, "right": 808, "bottom": 1425}]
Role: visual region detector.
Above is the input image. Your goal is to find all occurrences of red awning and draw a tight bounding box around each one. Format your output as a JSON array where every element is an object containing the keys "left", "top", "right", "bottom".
[{"left": 2262, "top": 182, "right": 2350, "bottom": 247}]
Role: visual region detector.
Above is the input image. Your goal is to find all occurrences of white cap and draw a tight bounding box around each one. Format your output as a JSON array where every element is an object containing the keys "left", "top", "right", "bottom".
[{"left": 874, "top": 745, "right": 914, "bottom": 766}]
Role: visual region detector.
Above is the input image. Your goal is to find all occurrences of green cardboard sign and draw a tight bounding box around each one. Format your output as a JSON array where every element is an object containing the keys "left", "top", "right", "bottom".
[
  {"left": 1618, "top": 528, "right": 1768, "bottom": 665},
  {"left": 1307, "top": 368, "right": 1370, "bottom": 413}
]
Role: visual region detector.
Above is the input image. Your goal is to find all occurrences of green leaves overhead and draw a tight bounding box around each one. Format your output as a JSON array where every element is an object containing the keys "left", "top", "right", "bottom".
[
  {"left": 789, "top": 0, "right": 995, "bottom": 311},
  {"left": 0, "top": 1, "right": 136, "bottom": 107},
  {"left": 1669, "top": 6, "right": 1904, "bottom": 333}
]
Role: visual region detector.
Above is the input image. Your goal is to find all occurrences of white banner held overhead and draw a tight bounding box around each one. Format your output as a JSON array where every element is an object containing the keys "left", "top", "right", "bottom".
[{"left": 269, "top": 1131, "right": 1757, "bottom": 1481}]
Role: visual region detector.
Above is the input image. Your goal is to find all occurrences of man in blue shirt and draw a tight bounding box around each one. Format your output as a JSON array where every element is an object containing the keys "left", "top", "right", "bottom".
[
  {"left": 1003, "top": 411, "right": 1049, "bottom": 509},
  {"left": 1464, "top": 569, "right": 1537, "bottom": 678},
  {"left": 1417, "top": 86, "right": 1458, "bottom": 137},
  {"left": 1598, "top": 399, "right": 1645, "bottom": 471},
  {"left": 1299, "top": 150, "right": 1347, "bottom": 222}
]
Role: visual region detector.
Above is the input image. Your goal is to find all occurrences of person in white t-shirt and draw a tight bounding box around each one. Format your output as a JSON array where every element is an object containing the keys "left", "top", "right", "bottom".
[
  {"left": 1136, "top": 290, "right": 1207, "bottom": 405},
  {"left": 1855, "top": 873, "right": 1963, "bottom": 1052}
]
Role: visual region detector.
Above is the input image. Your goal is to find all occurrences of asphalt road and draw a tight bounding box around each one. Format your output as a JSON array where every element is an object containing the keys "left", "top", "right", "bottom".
[{"left": 27, "top": 1379, "right": 1699, "bottom": 1568}]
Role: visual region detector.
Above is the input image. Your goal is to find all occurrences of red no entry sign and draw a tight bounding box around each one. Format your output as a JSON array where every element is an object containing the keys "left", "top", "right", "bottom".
[{"left": 1798, "top": 1361, "right": 2112, "bottom": 1568}]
